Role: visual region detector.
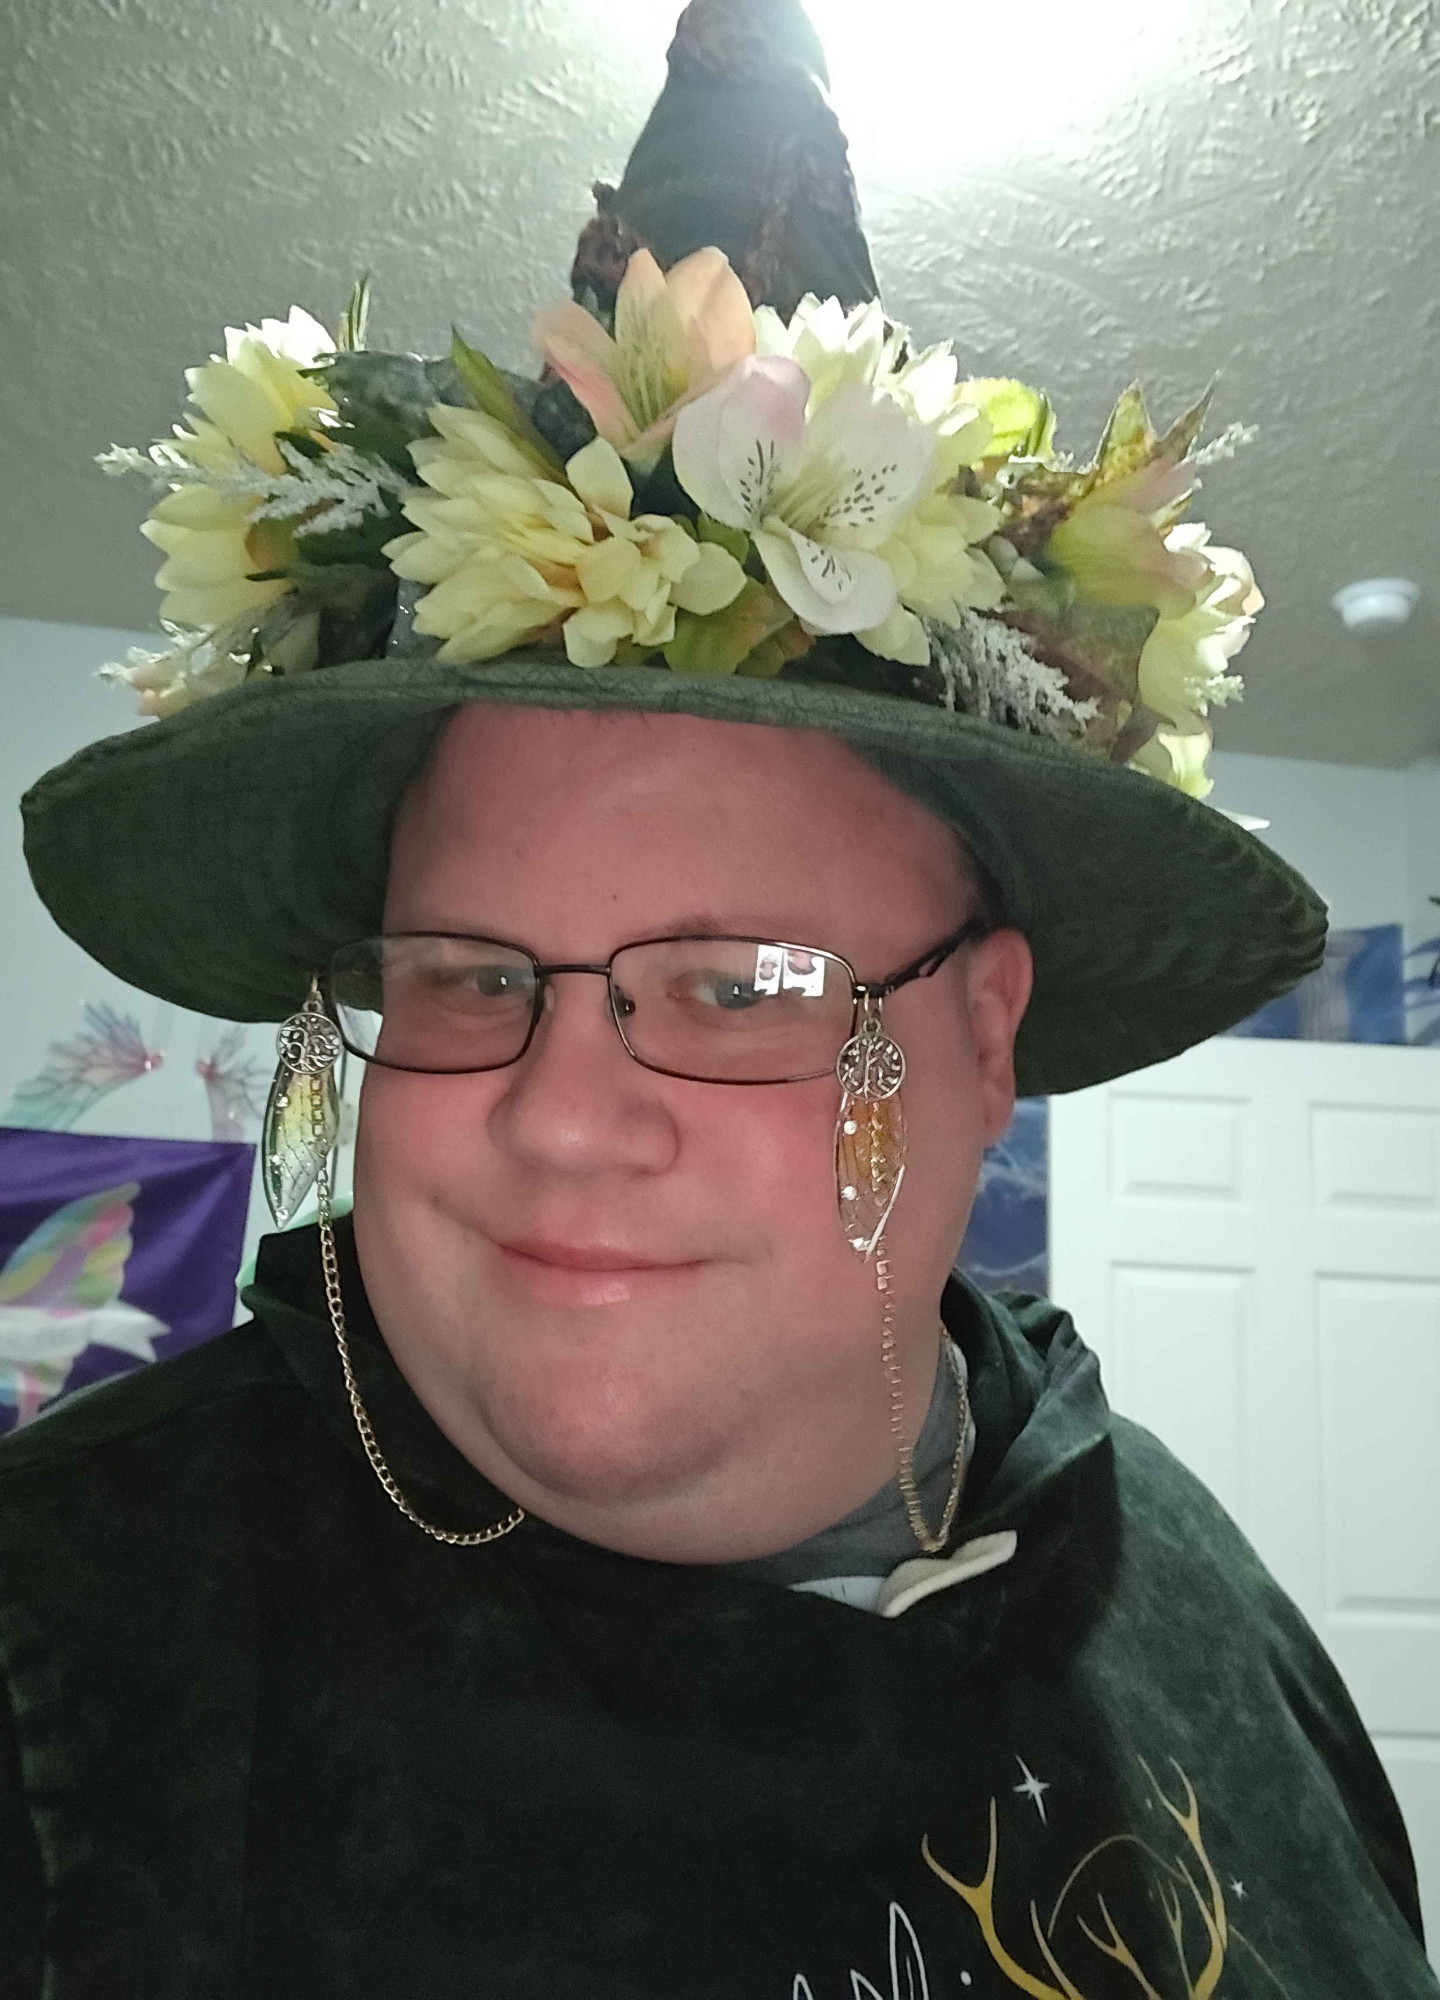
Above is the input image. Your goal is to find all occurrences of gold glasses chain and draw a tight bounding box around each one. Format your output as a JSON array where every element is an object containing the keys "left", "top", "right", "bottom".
[
  {"left": 876, "top": 1236, "right": 970, "bottom": 1556},
  {"left": 316, "top": 1171, "right": 967, "bottom": 1559},
  {"left": 314, "top": 1159, "right": 526, "bottom": 1549}
]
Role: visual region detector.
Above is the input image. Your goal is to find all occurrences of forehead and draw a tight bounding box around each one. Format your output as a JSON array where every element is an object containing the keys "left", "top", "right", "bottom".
[{"left": 385, "top": 704, "right": 967, "bottom": 956}]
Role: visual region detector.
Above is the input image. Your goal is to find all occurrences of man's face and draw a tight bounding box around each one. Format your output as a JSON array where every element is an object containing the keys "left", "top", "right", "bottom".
[{"left": 353, "top": 705, "right": 1032, "bottom": 1560}]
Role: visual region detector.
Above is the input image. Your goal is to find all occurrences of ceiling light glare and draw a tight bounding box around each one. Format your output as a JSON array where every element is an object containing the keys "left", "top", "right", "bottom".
[
  {"left": 572, "top": 0, "right": 1204, "bottom": 180},
  {"left": 813, "top": 0, "right": 1203, "bottom": 176}
]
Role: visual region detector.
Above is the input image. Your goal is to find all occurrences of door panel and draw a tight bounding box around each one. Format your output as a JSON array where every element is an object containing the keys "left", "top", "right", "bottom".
[{"left": 1051, "top": 1039, "right": 1440, "bottom": 1952}]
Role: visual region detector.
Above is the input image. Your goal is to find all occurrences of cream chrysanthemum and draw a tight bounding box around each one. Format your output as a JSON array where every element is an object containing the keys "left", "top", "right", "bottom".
[
  {"left": 138, "top": 308, "right": 337, "bottom": 631},
  {"left": 383, "top": 412, "right": 746, "bottom": 667}
]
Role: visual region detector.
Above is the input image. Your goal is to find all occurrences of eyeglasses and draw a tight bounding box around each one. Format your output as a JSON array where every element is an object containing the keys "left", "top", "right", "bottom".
[{"left": 326, "top": 921, "right": 990, "bottom": 1086}]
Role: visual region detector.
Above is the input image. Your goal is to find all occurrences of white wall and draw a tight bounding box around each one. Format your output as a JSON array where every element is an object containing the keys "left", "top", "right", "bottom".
[{"left": 1208, "top": 750, "right": 1416, "bottom": 941}]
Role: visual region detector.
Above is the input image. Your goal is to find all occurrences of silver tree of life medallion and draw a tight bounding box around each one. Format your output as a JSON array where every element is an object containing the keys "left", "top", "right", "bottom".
[
  {"left": 276, "top": 981, "right": 343, "bottom": 1076},
  {"left": 835, "top": 1011, "right": 906, "bottom": 1102}
]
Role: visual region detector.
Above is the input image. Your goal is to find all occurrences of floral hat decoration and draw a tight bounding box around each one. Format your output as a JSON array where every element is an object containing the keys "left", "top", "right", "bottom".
[{"left": 23, "top": 0, "right": 1325, "bottom": 1098}]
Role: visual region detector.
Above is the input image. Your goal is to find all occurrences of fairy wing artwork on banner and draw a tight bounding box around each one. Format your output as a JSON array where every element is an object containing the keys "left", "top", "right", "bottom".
[
  {"left": 0, "top": 1001, "right": 163, "bottom": 1132},
  {"left": 959, "top": 1099, "right": 1048, "bottom": 1295},
  {"left": 196, "top": 1023, "right": 267, "bottom": 1143},
  {"left": 0, "top": 1128, "right": 254, "bottom": 1432},
  {"left": 0, "top": 1182, "right": 166, "bottom": 1425},
  {"left": 1227, "top": 923, "right": 1408, "bottom": 1045}
]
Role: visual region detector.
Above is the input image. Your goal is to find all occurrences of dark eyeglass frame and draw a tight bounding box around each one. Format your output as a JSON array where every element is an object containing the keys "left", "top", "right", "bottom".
[{"left": 326, "top": 918, "right": 992, "bottom": 1086}]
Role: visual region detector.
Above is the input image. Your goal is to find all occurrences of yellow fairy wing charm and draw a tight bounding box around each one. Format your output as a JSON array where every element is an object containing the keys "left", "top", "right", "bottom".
[
  {"left": 835, "top": 1092, "right": 908, "bottom": 1258},
  {"left": 262, "top": 983, "right": 343, "bottom": 1228},
  {"left": 834, "top": 1004, "right": 909, "bottom": 1259},
  {"left": 262, "top": 1064, "right": 340, "bottom": 1228}
]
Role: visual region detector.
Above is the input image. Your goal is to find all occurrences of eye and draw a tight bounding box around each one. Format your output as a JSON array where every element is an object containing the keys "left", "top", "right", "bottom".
[
  {"left": 470, "top": 963, "right": 528, "bottom": 999},
  {"left": 690, "top": 973, "right": 767, "bottom": 1012}
]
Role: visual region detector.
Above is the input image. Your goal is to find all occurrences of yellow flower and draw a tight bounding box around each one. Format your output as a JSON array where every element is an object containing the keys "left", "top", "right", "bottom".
[
  {"left": 1130, "top": 724, "right": 1216, "bottom": 799},
  {"left": 756, "top": 294, "right": 992, "bottom": 469},
  {"left": 139, "top": 308, "right": 337, "bottom": 630},
  {"left": 864, "top": 493, "right": 1006, "bottom": 663},
  {"left": 1137, "top": 531, "right": 1262, "bottom": 728},
  {"left": 1046, "top": 458, "right": 1210, "bottom": 620},
  {"left": 383, "top": 415, "right": 746, "bottom": 668}
]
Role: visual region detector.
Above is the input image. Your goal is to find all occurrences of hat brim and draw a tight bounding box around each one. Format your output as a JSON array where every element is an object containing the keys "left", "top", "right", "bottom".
[{"left": 21, "top": 651, "right": 1326, "bottom": 1097}]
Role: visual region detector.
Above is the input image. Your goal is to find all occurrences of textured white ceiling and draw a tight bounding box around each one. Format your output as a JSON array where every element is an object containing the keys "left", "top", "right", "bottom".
[{"left": 2, "top": 0, "right": 1436, "bottom": 762}]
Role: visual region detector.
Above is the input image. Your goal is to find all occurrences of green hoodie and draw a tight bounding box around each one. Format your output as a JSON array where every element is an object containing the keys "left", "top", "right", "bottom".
[{"left": 0, "top": 1218, "right": 1433, "bottom": 1998}]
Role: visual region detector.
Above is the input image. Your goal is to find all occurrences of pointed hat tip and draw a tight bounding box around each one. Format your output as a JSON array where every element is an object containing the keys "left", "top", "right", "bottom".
[{"left": 570, "top": 0, "right": 878, "bottom": 322}]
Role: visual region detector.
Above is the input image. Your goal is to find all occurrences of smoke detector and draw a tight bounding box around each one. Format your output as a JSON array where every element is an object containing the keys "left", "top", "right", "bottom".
[{"left": 1331, "top": 578, "right": 1420, "bottom": 636}]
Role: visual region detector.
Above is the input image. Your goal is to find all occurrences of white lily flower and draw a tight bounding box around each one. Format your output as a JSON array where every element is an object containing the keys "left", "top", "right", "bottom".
[{"left": 671, "top": 356, "right": 934, "bottom": 637}]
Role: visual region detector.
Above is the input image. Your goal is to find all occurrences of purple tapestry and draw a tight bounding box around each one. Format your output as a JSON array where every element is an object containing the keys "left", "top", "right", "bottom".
[{"left": 0, "top": 1128, "right": 253, "bottom": 1432}]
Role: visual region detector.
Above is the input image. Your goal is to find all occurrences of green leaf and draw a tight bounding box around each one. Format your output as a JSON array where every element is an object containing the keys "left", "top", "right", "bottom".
[
  {"left": 450, "top": 329, "right": 562, "bottom": 476},
  {"left": 664, "top": 580, "right": 792, "bottom": 677},
  {"left": 1156, "top": 382, "right": 1214, "bottom": 470},
  {"left": 696, "top": 514, "right": 750, "bottom": 564},
  {"left": 1093, "top": 384, "right": 1155, "bottom": 485},
  {"left": 335, "top": 273, "right": 373, "bottom": 354}
]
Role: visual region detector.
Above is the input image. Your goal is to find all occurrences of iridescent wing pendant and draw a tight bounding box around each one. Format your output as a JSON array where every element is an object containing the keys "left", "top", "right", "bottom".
[
  {"left": 261, "top": 983, "right": 344, "bottom": 1228},
  {"left": 835, "top": 1091, "right": 908, "bottom": 1259},
  {"left": 262, "top": 1063, "right": 340, "bottom": 1228}
]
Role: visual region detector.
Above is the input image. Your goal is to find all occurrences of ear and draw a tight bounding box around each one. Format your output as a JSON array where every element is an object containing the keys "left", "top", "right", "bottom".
[{"left": 963, "top": 928, "right": 1035, "bottom": 1147}]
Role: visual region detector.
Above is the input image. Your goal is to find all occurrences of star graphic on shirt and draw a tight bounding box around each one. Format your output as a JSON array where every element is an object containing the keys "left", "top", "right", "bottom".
[
  {"left": 1230, "top": 1879, "right": 1247, "bottom": 1900},
  {"left": 1013, "top": 1755, "right": 1050, "bottom": 1824}
]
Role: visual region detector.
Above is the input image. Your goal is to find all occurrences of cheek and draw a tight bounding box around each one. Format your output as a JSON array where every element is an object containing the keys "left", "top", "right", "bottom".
[
  {"left": 353, "top": 1065, "right": 847, "bottom": 1241},
  {"left": 354, "top": 1067, "right": 483, "bottom": 1199}
]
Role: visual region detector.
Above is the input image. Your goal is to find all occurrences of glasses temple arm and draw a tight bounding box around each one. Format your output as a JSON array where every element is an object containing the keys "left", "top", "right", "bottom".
[{"left": 864, "top": 918, "right": 993, "bottom": 1000}]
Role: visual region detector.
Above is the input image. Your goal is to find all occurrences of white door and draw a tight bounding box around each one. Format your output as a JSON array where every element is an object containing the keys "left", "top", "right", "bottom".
[{"left": 1049, "top": 1037, "right": 1440, "bottom": 1956}]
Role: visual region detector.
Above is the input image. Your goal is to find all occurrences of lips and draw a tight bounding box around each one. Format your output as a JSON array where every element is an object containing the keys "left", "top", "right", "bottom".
[{"left": 498, "top": 1237, "right": 689, "bottom": 1273}]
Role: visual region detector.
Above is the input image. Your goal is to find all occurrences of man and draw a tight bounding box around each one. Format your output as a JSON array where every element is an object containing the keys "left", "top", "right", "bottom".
[{"left": 3, "top": 2, "right": 1435, "bottom": 1994}]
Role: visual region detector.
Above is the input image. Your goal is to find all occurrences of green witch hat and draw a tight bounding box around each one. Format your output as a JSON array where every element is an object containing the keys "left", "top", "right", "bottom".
[{"left": 22, "top": 0, "right": 1324, "bottom": 1096}]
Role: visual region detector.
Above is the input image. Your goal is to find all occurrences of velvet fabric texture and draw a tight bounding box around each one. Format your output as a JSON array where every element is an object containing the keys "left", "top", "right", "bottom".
[{"left": 0, "top": 1220, "right": 1434, "bottom": 1998}]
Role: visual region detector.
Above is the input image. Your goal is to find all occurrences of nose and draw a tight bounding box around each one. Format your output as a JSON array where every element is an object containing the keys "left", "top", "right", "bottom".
[{"left": 486, "top": 970, "right": 679, "bottom": 1179}]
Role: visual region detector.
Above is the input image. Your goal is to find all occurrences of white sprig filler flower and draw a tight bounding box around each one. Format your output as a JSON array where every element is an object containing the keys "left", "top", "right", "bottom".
[
  {"left": 671, "top": 355, "right": 934, "bottom": 643},
  {"left": 929, "top": 610, "right": 1099, "bottom": 740},
  {"left": 98, "top": 437, "right": 414, "bottom": 542},
  {"left": 98, "top": 619, "right": 257, "bottom": 719}
]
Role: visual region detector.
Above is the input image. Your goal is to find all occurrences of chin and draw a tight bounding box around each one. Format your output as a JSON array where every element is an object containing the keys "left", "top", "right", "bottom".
[{"left": 480, "top": 1344, "right": 735, "bottom": 1508}]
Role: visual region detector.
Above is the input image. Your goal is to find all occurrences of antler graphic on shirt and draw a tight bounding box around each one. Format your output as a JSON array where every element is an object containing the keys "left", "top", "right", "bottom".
[{"left": 920, "top": 1756, "right": 1267, "bottom": 2000}]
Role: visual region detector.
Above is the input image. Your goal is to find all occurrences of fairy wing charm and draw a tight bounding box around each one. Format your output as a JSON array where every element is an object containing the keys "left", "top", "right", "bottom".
[
  {"left": 834, "top": 1005, "right": 908, "bottom": 1259},
  {"left": 262, "top": 981, "right": 343, "bottom": 1228}
]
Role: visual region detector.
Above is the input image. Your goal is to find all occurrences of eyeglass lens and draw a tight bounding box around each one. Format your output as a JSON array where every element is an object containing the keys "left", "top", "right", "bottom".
[{"left": 329, "top": 934, "right": 856, "bottom": 1082}]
